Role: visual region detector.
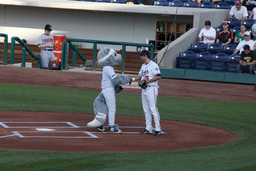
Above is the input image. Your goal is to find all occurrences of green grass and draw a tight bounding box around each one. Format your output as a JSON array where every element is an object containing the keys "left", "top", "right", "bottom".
[{"left": 0, "top": 83, "right": 256, "bottom": 171}]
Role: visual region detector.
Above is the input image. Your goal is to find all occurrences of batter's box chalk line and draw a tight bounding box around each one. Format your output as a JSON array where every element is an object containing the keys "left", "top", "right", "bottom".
[{"left": 0, "top": 121, "right": 165, "bottom": 139}]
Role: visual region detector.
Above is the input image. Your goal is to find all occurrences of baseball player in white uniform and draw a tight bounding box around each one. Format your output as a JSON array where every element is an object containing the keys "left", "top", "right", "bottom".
[
  {"left": 38, "top": 24, "right": 56, "bottom": 69},
  {"left": 132, "top": 50, "right": 162, "bottom": 136}
]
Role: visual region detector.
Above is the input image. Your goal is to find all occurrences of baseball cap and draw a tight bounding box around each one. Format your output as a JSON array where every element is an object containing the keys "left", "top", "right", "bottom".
[
  {"left": 222, "top": 21, "right": 228, "bottom": 25},
  {"left": 138, "top": 49, "right": 150, "bottom": 57},
  {"left": 205, "top": 20, "right": 211, "bottom": 26},
  {"left": 235, "top": 0, "right": 241, "bottom": 5},
  {"left": 244, "top": 31, "right": 250, "bottom": 36},
  {"left": 45, "top": 24, "right": 52, "bottom": 31}
]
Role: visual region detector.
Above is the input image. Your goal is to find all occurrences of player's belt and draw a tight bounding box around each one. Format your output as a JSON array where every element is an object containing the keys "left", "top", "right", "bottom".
[
  {"left": 147, "top": 85, "right": 159, "bottom": 88},
  {"left": 43, "top": 49, "right": 53, "bottom": 51}
]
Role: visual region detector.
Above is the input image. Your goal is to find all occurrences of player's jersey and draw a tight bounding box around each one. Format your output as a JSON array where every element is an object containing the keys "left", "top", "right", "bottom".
[
  {"left": 101, "top": 66, "right": 117, "bottom": 89},
  {"left": 138, "top": 60, "right": 161, "bottom": 86},
  {"left": 38, "top": 33, "right": 54, "bottom": 50}
]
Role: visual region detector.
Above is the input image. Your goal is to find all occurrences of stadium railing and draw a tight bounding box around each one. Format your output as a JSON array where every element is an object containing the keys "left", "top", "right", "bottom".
[
  {"left": 10, "top": 37, "right": 41, "bottom": 68},
  {"left": 61, "top": 38, "right": 154, "bottom": 72},
  {"left": 0, "top": 33, "right": 8, "bottom": 65}
]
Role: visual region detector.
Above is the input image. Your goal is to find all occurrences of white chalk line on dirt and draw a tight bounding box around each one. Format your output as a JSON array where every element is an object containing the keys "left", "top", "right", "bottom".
[{"left": 0, "top": 121, "right": 164, "bottom": 139}]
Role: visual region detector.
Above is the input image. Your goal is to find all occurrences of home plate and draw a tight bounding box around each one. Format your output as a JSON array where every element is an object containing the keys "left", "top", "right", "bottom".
[{"left": 36, "top": 128, "right": 55, "bottom": 131}]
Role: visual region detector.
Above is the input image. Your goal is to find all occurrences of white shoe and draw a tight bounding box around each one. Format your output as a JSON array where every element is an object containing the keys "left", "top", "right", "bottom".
[{"left": 87, "top": 119, "right": 102, "bottom": 128}]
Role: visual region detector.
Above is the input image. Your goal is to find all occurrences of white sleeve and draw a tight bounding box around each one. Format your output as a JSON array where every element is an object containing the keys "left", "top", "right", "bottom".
[
  {"left": 152, "top": 63, "right": 161, "bottom": 76},
  {"left": 38, "top": 35, "right": 43, "bottom": 45},
  {"left": 198, "top": 28, "right": 203, "bottom": 37},
  {"left": 243, "top": 6, "right": 248, "bottom": 17},
  {"left": 138, "top": 65, "right": 143, "bottom": 77},
  {"left": 211, "top": 28, "right": 216, "bottom": 39},
  {"left": 229, "top": 6, "right": 234, "bottom": 15},
  {"left": 236, "top": 41, "right": 242, "bottom": 50}
]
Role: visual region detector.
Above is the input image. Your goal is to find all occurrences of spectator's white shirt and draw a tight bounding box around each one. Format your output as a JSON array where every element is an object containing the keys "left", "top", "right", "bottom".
[
  {"left": 198, "top": 27, "right": 216, "bottom": 44},
  {"left": 252, "top": 7, "right": 256, "bottom": 20},
  {"left": 229, "top": 6, "right": 248, "bottom": 20},
  {"left": 236, "top": 39, "right": 255, "bottom": 53}
]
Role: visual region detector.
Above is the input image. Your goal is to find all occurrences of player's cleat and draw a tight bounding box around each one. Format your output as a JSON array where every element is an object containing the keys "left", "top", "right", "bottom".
[
  {"left": 108, "top": 125, "right": 122, "bottom": 134},
  {"left": 153, "top": 131, "right": 161, "bottom": 136},
  {"left": 140, "top": 129, "right": 153, "bottom": 134},
  {"left": 97, "top": 125, "right": 105, "bottom": 132}
]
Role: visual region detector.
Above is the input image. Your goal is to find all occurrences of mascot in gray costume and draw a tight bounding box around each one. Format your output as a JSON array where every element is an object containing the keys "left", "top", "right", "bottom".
[{"left": 87, "top": 47, "right": 133, "bottom": 133}]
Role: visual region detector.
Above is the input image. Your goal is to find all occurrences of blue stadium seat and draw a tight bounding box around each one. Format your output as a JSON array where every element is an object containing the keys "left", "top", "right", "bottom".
[
  {"left": 224, "top": 0, "right": 235, "bottom": 5},
  {"left": 112, "top": 0, "right": 127, "bottom": 3},
  {"left": 184, "top": 1, "right": 199, "bottom": 8},
  {"left": 214, "top": 2, "right": 230, "bottom": 9},
  {"left": 169, "top": 0, "right": 184, "bottom": 7},
  {"left": 226, "top": 18, "right": 240, "bottom": 28},
  {"left": 190, "top": 42, "right": 207, "bottom": 53},
  {"left": 82, "top": 0, "right": 97, "bottom": 1},
  {"left": 209, "top": 53, "right": 229, "bottom": 71},
  {"left": 223, "top": 44, "right": 237, "bottom": 55},
  {"left": 207, "top": 43, "right": 223, "bottom": 54},
  {"left": 176, "top": 50, "right": 196, "bottom": 69},
  {"left": 241, "top": 19, "right": 255, "bottom": 29},
  {"left": 230, "top": 26, "right": 241, "bottom": 38},
  {"left": 154, "top": 0, "right": 169, "bottom": 6},
  {"left": 215, "top": 25, "right": 223, "bottom": 32},
  {"left": 97, "top": 0, "right": 111, "bottom": 2},
  {"left": 199, "top": 1, "right": 214, "bottom": 8},
  {"left": 194, "top": 52, "right": 212, "bottom": 70},
  {"left": 226, "top": 54, "right": 240, "bottom": 72}
]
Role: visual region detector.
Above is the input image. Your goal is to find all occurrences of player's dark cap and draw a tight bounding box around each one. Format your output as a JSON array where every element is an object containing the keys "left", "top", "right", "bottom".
[
  {"left": 138, "top": 49, "right": 150, "bottom": 57},
  {"left": 45, "top": 24, "right": 52, "bottom": 31},
  {"left": 205, "top": 20, "right": 211, "bottom": 26}
]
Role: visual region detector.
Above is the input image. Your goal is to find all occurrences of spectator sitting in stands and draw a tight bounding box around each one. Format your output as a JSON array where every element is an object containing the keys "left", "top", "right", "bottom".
[
  {"left": 229, "top": 0, "right": 248, "bottom": 21},
  {"left": 249, "top": 6, "right": 256, "bottom": 20},
  {"left": 232, "top": 31, "right": 255, "bottom": 55},
  {"left": 234, "top": 24, "right": 247, "bottom": 44},
  {"left": 237, "top": 44, "right": 256, "bottom": 74},
  {"left": 216, "top": 21, "right": 233, "bottom": 46},
  {"left": 198, "top": 20, "right": 216, "bottom": 45}
]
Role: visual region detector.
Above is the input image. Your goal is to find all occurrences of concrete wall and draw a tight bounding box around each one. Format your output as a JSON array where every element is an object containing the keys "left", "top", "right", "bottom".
[{"left": 0, "top": 5, "right": 192, "bottom": 51}]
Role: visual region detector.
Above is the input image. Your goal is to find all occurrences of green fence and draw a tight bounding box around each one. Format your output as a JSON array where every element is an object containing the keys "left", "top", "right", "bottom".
[
  {"left": 61, "top": 38, "right": 154, "bottom": 72},
  {"left": 11, "top": 37, "right": 41, "bottom": 68},
  {"left": 0, "top": 33, "right": 8, "bottom": 65}
]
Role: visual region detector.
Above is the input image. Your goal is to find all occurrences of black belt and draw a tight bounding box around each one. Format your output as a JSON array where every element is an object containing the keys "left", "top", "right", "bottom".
[{"left": 43, "top": 49, "right": 53, "bottom": 51}]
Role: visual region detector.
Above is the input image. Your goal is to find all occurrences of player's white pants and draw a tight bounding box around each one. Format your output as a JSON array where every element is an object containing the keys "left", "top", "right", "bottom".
[
  {"left": 102, "top": 87, "right": 116, "bottom": 126},
  {"left": 41, "top": 50, "right": 56, "bottom": 68},
  {"left": 141, "top": 86, "right": 161, "bottom": 132}
]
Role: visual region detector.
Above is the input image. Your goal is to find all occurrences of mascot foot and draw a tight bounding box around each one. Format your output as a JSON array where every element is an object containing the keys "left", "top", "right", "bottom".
[{"left": 87, "top": 119, "right": 102, "bottom": 128}]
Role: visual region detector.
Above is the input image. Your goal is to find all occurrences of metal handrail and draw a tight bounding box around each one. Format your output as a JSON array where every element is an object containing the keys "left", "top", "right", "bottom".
[
  {"left": 62, "top": 38, "right": 154, "bottom": 72},
  {"left": 0, "top": 33, "right": 8, "bottom": 65},
  {"left": 11, "top": 37, "right": 41, "bottom": 68}
]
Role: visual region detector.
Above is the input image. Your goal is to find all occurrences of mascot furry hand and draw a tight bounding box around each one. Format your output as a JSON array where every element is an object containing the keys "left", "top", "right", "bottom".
[{"left": 87, "top": 47, "right": 132, "bottom": 128}]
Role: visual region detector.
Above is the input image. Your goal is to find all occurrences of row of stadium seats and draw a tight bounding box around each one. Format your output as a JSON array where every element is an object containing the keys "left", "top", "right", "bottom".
[
  {"left": 155, "top": 0, "right": 232, "bottom": 9},
  {"left": 75, "top": 0, "right": 236, "bottom": 9},
  {"left": 190, "top": 42, "right": 236, "bottom": 55},
  {"left": 177, "top": 51, "right": 240, "bottom": 72}
]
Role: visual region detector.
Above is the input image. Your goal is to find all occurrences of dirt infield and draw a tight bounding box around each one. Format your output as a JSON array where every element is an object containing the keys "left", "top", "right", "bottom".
[
  {"left": 0, "top": 66, "right": 254, "bottom": 152},
  {"left": 0, "top": 111, "right": 236, "bottom": 152}
]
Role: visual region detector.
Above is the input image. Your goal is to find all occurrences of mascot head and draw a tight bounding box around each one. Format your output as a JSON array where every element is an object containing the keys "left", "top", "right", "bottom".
[{"left": 97, "top": 47, "right": 122, "bottom": 66}]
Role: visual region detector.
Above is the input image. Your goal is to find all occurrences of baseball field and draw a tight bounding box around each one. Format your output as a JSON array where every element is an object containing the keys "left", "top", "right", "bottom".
[{"left": 0, "top": 66, "right": 256, "bottom": 171}]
